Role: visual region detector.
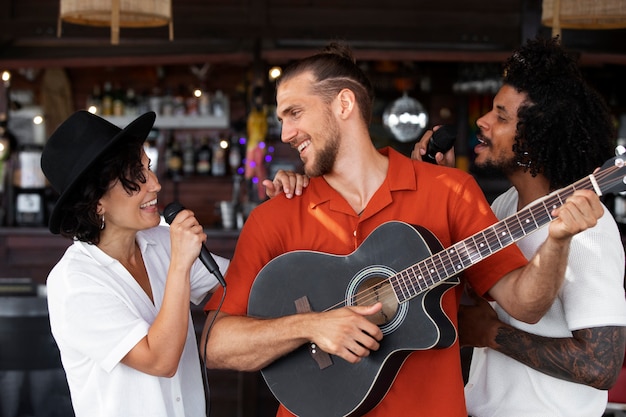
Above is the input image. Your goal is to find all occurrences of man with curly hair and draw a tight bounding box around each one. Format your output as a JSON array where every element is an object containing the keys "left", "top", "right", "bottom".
[{"left": 416, "top": 36, "right": 626, "bottom": 416}]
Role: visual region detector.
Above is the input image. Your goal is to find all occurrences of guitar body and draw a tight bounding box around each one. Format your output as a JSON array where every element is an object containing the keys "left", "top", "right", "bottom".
[{"left": 248, "top": 221, "right": 460, "bottom": 417}]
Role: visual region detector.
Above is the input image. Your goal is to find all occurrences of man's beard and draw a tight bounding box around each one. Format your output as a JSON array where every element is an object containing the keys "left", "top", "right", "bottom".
[
  {"left": 472, "top": 155, "right": 518, "bottom": 178},
  {"left": 303, "top": 113, "right": 341, "bottom": 178}
]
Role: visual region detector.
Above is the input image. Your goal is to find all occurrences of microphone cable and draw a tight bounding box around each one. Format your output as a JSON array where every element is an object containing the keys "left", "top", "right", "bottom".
[{"left": 201, "top": 286, "right": 226, "bottom": 417}]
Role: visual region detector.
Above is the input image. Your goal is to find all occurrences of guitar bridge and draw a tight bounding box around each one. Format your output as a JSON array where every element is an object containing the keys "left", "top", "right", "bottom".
[{"left": 294, "top": 296, "right": 333, "bottom": 370}]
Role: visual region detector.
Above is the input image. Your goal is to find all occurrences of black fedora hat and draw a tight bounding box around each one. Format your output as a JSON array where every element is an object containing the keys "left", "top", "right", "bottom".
[{"left": 41, "top": 110, "right": 156, "bottom": 234}]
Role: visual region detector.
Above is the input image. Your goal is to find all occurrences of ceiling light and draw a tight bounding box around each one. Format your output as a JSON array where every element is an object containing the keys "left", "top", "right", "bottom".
[
  {"left": 57, "top": 0, "right": 174, "bottom": 45},
  {"left": 542, "top": 0, "right": 626, "bottom": 37}
]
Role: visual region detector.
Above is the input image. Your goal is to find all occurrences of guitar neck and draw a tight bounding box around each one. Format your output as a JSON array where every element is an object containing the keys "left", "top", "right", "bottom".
[{"left": 393, "top": 175, "right": 598, "bottom": 303}]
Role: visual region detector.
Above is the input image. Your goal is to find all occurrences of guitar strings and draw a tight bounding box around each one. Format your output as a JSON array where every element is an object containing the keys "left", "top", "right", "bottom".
[
  {"left": 322, "top": 164, "right": 622, "bottom": 314},
  {"left": 330, "top": 166, "right": 619, "bottom": 311}
]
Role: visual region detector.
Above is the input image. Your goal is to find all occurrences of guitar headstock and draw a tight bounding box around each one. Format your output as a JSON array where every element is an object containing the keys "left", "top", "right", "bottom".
[{"left": 598, "top": 150, "right": 626, "bottom": 195}]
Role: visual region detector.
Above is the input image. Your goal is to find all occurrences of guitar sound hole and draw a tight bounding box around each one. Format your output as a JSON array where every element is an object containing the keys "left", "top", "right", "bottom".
[{"left": 354, "top": 277, "right": 399, "bottom": 326}]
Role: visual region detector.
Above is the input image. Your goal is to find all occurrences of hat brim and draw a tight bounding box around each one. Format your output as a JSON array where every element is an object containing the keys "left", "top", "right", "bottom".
[{"left": 47, "top": 112, "right": 156, "bottom": 234}]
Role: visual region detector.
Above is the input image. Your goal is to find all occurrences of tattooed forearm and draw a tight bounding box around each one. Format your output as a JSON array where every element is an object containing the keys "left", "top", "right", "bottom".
[{"left": 493, "top": 325, "right": 626, "bottom": 390}]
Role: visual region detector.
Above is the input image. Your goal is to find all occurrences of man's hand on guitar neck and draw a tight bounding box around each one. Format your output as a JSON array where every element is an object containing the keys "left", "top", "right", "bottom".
[
  {"left": 546, "top": 189, "right": 603, "bottom": 241},
  {"left": 489, "top": 189, "right": 603, "bottom": 324}
]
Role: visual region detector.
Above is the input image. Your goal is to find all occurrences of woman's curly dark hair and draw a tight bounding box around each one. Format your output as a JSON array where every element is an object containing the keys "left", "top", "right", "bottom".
[
  {"left": 503, "top": 36, "right": 615, "bottom": 190},
  {"left": 57, "top": 137, "right": 147, "bottom": 244}
]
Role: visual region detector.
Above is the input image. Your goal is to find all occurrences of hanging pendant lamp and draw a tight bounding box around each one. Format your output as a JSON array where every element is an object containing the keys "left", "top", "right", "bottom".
[
  {"left": 542, "top": 0, "right": 626, "bottom": 37},
  {"left": 57, "top": 0, "right": 174, "bottom": 45}
]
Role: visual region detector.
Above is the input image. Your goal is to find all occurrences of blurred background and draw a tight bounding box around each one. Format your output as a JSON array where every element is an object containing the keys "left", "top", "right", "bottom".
[{"left": 1, "top": 1, "right": 626, "bottom": 416}]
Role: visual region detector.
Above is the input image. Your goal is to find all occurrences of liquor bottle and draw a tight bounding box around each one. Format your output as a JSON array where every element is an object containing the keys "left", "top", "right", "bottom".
[
  {"left": 166, "top": 139, "right": 183, "bottom": 180},
  {"left": 124, "top": 88, "right": 139, "bottom": 117},
  {"left": 101, "top": 82, "right": 113, "bottom": 116},
  {"left": 161, "top": 88, "right": 174, "bottom": 116},
  {"left": 212, "top": 90, "right": 227, "bottom": 117},
  {"left": 228, "top": 136, "right": 242, "bottom": 175},
  {"left": 181, "top": 135, "right": 196, "bottom": 176},
  {"left": 112, "top": 83, "right": 125, "bottom": 116},
  {"left": 211, "top": 139, "right": 227, "bottom": 177},
  {"left": 12, "top": 143, "right": 47, "bottom": 226},
  {"left": 195, "top": 137, "right": 212, "bottom": 175}
]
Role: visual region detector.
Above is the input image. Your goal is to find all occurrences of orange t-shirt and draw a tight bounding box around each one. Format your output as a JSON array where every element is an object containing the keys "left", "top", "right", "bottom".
[{"left": 206, "top": 147, "right": 527, "bottom": 416}]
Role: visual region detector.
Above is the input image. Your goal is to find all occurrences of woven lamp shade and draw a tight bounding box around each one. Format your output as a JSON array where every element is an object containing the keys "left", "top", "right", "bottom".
[
  {"left": 58, "top": 0, "right": 173, "bottom": 45},
  {"left": 542, "top": 0, "right": 626, "bottom": 36}
]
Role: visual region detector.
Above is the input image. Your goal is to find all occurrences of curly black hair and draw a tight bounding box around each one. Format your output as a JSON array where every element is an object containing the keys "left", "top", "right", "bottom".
[
  {"left": 57, "top": 137, "right": 147, "bottom": 244},
  {"left": 503, "top": 36, "right": 615, "bottom": 190}
]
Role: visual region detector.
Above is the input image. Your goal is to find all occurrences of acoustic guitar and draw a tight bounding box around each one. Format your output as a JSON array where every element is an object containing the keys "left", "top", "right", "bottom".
[{"left": 248, "top": 153, "right": 626, "bottom": 417}]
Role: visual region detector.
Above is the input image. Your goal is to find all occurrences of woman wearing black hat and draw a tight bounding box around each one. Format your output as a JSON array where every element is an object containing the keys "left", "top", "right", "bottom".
[{"left": 39, "top": 110, "right": 303, "bottom": 417}]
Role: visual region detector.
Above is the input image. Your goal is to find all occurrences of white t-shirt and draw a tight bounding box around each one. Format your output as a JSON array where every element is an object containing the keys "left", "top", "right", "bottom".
[
  {"left": 47, "top": 225, "right": 227, "bottom": 417},
  {"left": 465, "top": 187, "right": 626, "bottom": 417}
]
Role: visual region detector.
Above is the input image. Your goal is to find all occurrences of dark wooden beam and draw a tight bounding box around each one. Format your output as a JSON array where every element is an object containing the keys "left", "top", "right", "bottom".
[{"left": 0, "top": 0, "right": 623, "bottom": 69}]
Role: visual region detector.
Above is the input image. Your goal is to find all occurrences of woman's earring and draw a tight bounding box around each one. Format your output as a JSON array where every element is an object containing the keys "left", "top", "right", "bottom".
[{"left": 100, "top": 214, "right": 105, "bottom": 230}]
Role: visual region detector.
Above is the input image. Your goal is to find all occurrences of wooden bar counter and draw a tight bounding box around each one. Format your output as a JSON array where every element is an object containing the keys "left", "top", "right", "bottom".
[{"left": 0, "top": 226, "right": 240, "bottom": 285}]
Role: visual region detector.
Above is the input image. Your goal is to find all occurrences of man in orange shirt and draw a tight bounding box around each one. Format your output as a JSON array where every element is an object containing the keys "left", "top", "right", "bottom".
[{"left": 202, "top": 42, "right": 603, "bottom": 416}]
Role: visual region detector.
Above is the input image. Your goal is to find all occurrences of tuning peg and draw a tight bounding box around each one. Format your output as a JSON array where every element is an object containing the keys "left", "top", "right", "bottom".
[{"left": 616, "top": 145, "right": 626, "bottom": 156}]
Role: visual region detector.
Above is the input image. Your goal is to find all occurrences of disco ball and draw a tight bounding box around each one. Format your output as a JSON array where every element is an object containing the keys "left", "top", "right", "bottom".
[{"left": 382, "top": 93, "right": 428, "bottom": 143}]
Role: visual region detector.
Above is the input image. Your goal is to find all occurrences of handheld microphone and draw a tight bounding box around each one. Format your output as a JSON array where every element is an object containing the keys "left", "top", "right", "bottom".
[
  {"left": 163, "top": 202, "right": 226, "bottom": 287},
  {"left": 423, "top": 125, "right": 457, "bottom": 164}
]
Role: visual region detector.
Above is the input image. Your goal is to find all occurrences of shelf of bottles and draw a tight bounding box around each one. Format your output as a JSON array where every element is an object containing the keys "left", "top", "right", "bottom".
[
  {"left": 104, "top": 114, "right": 229, "bottom": 130},
  {"left": 87, "top": 82, "right": 231, "bottom": 130},
  {"left": 84, "top": 82, "right": 238, "bottom": 183}
]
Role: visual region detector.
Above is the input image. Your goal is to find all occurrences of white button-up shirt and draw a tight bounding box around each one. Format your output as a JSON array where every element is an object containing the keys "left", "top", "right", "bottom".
[{"left": 47, "top": 226, "right": 226, "bottom": 417}]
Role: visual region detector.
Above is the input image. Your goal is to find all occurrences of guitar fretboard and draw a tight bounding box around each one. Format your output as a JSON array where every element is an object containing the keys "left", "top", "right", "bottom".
[{"left": 391, "top": 175, "right": 597, "bottom": 303}]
